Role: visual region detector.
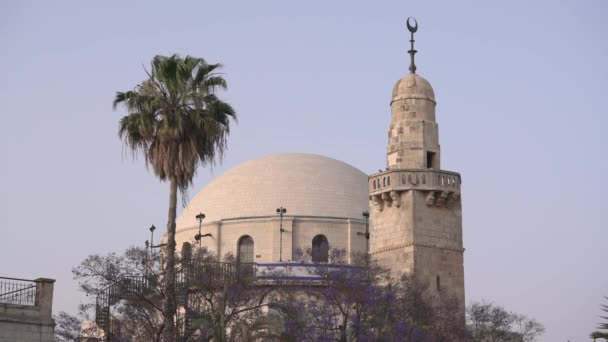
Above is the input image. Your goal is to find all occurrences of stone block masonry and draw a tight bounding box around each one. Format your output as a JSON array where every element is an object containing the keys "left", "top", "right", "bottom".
[
  {"left": 0, "top": 278, "right": 55, "bottom": 342},
  {"left": 370, "top": 72, "right": 466, "bottom": 336}
]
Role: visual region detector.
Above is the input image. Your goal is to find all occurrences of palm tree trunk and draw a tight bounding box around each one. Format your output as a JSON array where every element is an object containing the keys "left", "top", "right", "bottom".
[{"left": 162, "top": 177, "right": 178, "bottom": 341}]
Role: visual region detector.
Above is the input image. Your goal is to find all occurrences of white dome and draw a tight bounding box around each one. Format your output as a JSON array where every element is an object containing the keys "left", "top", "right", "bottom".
[{"left": 176, "top": 153, "right": 369, "bottom": 230}]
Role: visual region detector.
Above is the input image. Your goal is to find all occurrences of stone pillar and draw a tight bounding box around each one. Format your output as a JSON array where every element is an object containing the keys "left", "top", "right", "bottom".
[
  {"left": 216, "top": 221, "right": 223, "bottom": 258},
  {"left": 347, "top": 219, "right": 352, "bottom": 263},
  {"left": 275, "top": 217, "right": 293, "bottom": 262},
  {"left": 34, "top": 278, "right": 55, "bottom": 319},
  {"left": 284, "top": 218, "right": 294, "bottom": 262}
]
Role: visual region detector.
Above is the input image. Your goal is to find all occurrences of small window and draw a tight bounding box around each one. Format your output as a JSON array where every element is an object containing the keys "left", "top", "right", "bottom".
[
  {"left": 436, "top": 275, "right": 441, "bottom": 291},
  {"left": 426, "top": 151, "right": 435, "bottom": 169},
  {"left": 312, "top": 235, "right": 329, "bottom": 263}
]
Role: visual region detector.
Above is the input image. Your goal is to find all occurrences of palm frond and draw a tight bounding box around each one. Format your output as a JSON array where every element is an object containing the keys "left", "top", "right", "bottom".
[{"left": 113, "top": 53, "right": 237, "bottom": 187}]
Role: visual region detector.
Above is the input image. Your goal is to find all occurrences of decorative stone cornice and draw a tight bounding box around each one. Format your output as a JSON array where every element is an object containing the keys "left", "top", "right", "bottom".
[
  {"left": 372, "top": 194, "right": 384, "bottom": 212},
  {"left": 371, "top": 188, "right": 459, "bottom": 210},
  {"left": 425, "top": 191, "right": 435, "bottom": 206},
  {"left": 177, "top": 215, "right": 367, "bottom": 232},
  {"left": 371, "top": 242, "right": 464, "bottom": 255},
  {"left": 427, "top": 190, "right": 461, "bottom": 208},
  {"left": 389, "top": 191, "right": 402, "bottom": 208}
]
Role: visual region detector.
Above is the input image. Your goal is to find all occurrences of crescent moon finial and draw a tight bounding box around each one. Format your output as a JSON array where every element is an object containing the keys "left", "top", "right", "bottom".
[
  {"left": 407, "top": 17, "right": 418, "bottom": 33},
  {"left": 406, "top": 17, "right": 419, "bottom": 74}
]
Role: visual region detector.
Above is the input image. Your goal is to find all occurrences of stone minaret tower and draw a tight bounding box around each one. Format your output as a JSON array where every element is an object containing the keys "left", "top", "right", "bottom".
[{"left": 369, "top": 18, "right": 465, "bottom": 317}]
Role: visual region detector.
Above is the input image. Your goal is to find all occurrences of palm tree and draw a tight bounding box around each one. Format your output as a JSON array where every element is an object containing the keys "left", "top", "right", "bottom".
[
  {"left": 113, "top": 54, "right": 236, "bottom": 339},
  {"left": 591, "top": 331, "right": 608, "bottom": 341},
  {"left": 591, "top": 296, "right": 608, "bottom": 341},
  {"left": 600, "top": 296, "right": 608, "bottom": 331}
]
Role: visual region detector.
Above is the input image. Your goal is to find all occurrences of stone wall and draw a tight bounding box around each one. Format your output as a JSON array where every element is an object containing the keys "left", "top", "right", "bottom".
[
  {"left": 369, "top": 187, "right": 465, "bottom": 310},
  {"left": 0, "top": 278, "right": 55, "bottom": 342},
  {"left": 174, "top": 216, "right": 367, "bottom": 263}
]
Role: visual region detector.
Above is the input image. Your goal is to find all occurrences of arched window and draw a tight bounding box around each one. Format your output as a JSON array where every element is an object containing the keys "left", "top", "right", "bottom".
[
  {"left": 237, "top": 235, "right": 254, "bottom": 264},
  {"left": 312, "top": 235, "right": 329, "bottom": 263}
]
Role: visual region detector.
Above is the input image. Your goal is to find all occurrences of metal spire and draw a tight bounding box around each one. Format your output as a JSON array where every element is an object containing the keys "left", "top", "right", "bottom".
[{"left": 407, "top": 17, "right": 418, "bottom": 74}]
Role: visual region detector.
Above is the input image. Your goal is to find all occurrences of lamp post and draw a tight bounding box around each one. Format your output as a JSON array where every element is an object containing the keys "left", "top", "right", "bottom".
[
  {"left": 148, "top": 225, "right": 167, "bottom": 250},
  {"left": 276, "top": 207, "right": 287, "bottom": 262},
  {"left": 145, "top": 225, "right": 167, "bottom": 270},
  {"left": 194, "top": 212, "right": 210, "bottom": 248},
  {"left": 149, "top": 225, "right": 155, "bottom": 254},
  {"left": 146, "top": 225, "right": 166, "bottom": 264},
  {"left": 195, "top": 233, "right": 212, "bottom": 244},
  {"left": 357, "top": 211, "right": 370, "bottom": 259},
  {"left": 144, "top": 240, "right": 150, "bottom": 275}
]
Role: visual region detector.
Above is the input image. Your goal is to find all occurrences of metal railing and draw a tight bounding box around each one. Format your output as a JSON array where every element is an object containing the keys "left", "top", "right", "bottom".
[
  {"left": 95, "top": 261, "right": 256, "bottom": 341},
  {"left": 180, "top": 260, "right": 255, "bottom": 289},
  {"left": 0, "top": 277, "right": 37, "bottom": 306},
  {"left": 94, "top": 260, "right": 367, "bottom": 341},
  {"left": 95, "top": 274, "right": 160, "bottom": 337}
]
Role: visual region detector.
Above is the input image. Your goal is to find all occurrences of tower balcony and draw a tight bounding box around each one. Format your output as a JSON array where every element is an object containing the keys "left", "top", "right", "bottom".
[{"left": 369, "top": 169, "right": 461, "bottom": 209}]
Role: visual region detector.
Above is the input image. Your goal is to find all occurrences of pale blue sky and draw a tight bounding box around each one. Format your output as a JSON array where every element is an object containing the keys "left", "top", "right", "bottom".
[{"left": 1, "top": 1, "right": 606, "bottom": 340}]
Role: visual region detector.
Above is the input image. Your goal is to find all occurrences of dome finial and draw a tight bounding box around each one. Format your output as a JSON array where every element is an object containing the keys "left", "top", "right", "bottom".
[{"left": 406, "top": 17, "right": 418, "bottom": 74}]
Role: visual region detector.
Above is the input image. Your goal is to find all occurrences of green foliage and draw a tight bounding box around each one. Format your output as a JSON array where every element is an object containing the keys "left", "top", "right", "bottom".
[
  {"left": 54, "top": 311, "right": 86, "bottom": 342},
  {"left": 271, "top": 250, "right": 465, "bottom": 341},
  {"left": 113, "top": 54, "right": 237, "bottom": 193},
  {"left": 591, "top": 330, "right": 608, "bottom": 340},
  {"left": 63, "top": 246, "right": 280, "bottom": 342},
  {"left": 591, "top": 296, "right": 608, "bottom": 340},
  {"left": 113, "top": 54, "right": 236, "bottom": 339},
  {"left": 466, "top": 301, "right": 545, "bottom": 342},
  {"left": 600, "top": 297, "right": 608, "bottom": 330}
]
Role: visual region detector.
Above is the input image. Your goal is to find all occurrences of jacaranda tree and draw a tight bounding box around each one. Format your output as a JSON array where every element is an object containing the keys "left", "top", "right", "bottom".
[{"left": 113, "top": 54, "right": 236, "bottom": 339}]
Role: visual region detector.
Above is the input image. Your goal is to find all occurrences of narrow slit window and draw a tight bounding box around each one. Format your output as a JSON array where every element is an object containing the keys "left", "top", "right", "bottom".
[{"left": 426, "top": 151, "right": 435, "bottom": 169}]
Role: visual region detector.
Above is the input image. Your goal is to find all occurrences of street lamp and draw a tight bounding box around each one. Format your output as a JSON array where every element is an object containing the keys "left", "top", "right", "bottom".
[
  {"left": 195, "top": 233, "right": 212, "bottom": 242},
  {"left": 276, "top": 207, "right": 287, "bottom": 262},
  {"left": 194, "top": 212, "right": 212, "bottom": 247},
  {"left": 145, "top": 225, "right": 167, "bottom": 269},
  {"left": 148, "top": 225, "right": 167, "bottom": 250},
  {"left": 146, "top": 225, "right": 166, "bottom": 266},
  {"left": 357, "top": 211, "right": 370, "bottom": 256}
]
